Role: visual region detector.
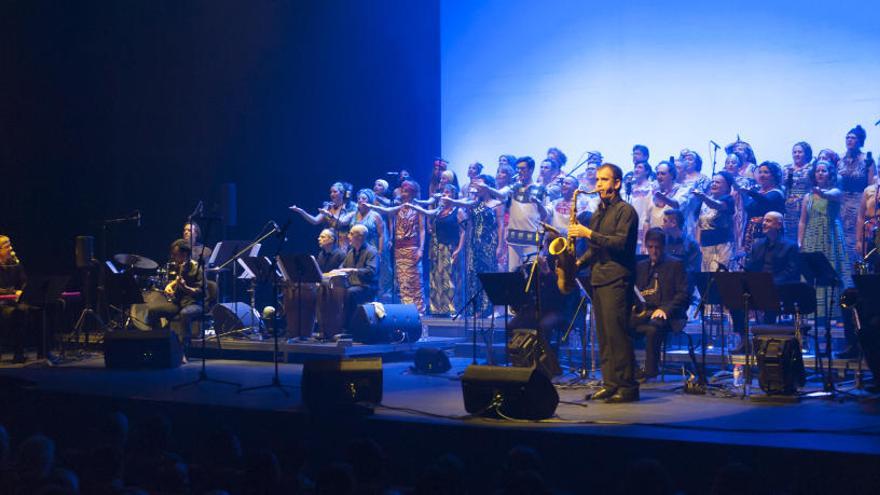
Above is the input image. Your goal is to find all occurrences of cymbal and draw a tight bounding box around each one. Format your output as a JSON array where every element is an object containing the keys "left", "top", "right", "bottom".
[{"left": 112, "top": 253, "right": 159, "bottom": 271}]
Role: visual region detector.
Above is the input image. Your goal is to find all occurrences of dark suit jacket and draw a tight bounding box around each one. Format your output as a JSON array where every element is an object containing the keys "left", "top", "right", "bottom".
[
  {"left": 577, "top": 196, "right": 638, "bottom": 287},
  {"left": 635, "top": 256, "right": 689, "bottom": 320},
  {"left": 744, "top": 236, "right": 799, "bottom": 285}
]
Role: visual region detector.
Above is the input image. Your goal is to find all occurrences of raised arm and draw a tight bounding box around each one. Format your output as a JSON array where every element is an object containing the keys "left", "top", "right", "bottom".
[
  {"left": 289, "top": 205, "right": 324, "bottom": 225},
  {"left": 797, "top": 195, "right": 809, "bottom": 248},
  {"left": 365, "top": 202, "right": 403, "bottom": 215},
  {"left": 404, "top": 202, "right": 442, "bottom": 217}
]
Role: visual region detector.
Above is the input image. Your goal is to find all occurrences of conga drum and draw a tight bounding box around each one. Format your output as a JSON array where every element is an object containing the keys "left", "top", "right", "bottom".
[
  {"left": 283, "top": 282, "right": 318, "bottom": 339},
  {"left": 317, "top": 273, "right": 349, "bottom": 339}
]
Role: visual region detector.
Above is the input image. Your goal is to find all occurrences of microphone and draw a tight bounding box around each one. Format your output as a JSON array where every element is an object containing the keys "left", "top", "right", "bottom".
[
  {"left": 269, "top": 220, "right": 280, "bottom": 232},
  {"left": 583, "top": 188, "right": 599, "bottom": 194},
  {"left": 276, "top": 219, "right": 292, "bottom": 241},
  {"left": 136, "top": 210, "right": 141, "bottom": 228},
  {"left": 540, "top": 222, "right": 561, "bottom": 235},
  {"left": 386, "top": 171, "right": 400, "bottom": 175},
  {"left": 710, "top": 140, "right": 721, "bottom": 150}
]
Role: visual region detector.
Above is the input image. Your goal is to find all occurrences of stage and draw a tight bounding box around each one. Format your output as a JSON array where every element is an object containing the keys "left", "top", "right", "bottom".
[{"left": 0, "top": 353, "right": 878, "bottom": 493}]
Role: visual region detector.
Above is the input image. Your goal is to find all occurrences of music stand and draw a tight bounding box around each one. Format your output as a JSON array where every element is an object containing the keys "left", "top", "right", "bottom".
[
  {"left": 775, "top": 282, "right": 817, "bottom": 371},
  {"left": 693, "top": 271, "right": 726, "bottom": 382},
  {"left": 478, "top": 272, "right": 527, "bottom": 365},
  {"left": 19, "top": 276, "right": 69, "bottom": 362},
  {"left": 210, "top": 240, "right": 262, "bottom": 304},
  {"left": 237, "top": 256, "right": 276, "bottom": 335},
  {"left": 714, "top": 272, "right": 779, "bottom": 397},
  {"left": 799, "top": 252, "right": 840, "bottom": 394}
]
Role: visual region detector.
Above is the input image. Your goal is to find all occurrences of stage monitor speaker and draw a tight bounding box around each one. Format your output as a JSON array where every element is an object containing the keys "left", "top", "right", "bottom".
[
  {"left": 211, "top": 302, "right": 261, "bottom": 336},
  {"left": 351, "top": 304, "right": 421, "bottom": 344},
  {"left": 104, "top": 329, "right": 182, "bottom": 369},
  {"left": 413, "top": 347, "right": 451, "bottom": 374},
  {"left": 301, "top": 357, "right": 383, "bottom": 412},
  {"left": 461, "top": 365, "right": 558, "bottom": 420},
  {"left": 753, "top": 334, "right": 805, "bottom": 395},
  {"left": 509, "top": 329, "right": 562, "bottom": 378},
  {"left": 74, "top": 235, "right": 94, "bottom": 269}
]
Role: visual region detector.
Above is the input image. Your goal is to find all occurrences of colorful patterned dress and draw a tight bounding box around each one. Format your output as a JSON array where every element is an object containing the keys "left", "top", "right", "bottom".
[
  {"left": 394, "top": 206, "right": 425, "bottom": 314},
  {"left": 428, "top": 207, "right": 461, "bottom": 315},
  {"left": 465, "top": 201, "right": 499, "bottom": 316},
  {"left": 783, "top": 163, "right": 811, "bottom": 244},
  {"left": 801, "top": 193, "right": 851, "bottom": 319},
  {"left": 838, "top": 153, "right": 872, "bottom": 259}
]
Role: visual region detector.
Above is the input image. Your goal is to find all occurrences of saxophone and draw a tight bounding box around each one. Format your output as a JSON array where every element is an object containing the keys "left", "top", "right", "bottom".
[{"left": 548, "top": 190, "right": 584, "bottom": 295}]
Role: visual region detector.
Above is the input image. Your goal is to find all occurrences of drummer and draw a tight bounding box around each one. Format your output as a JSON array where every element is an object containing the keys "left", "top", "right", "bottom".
[
  {"left": 337, "top": 225, "right": 378, "bottom": 330},
  {"left": 183, "top": 222, "right": 212, "bottom": 264},
  {"left": 316, "top": 228, "right": 345, "bottom": 274}
]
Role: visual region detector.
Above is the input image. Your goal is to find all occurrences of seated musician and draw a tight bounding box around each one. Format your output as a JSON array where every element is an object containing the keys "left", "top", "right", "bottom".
[
  {"left": 141, "top": 239, "right": 204, "bottom": 354},
  {"left": 337, "top": 225, "right": 378, "bottom": 330},
  {"left": 730, "top": 211, "right": 799, "bottom": 353},
  {"left": 0, "top": 235, "right": 27, "bottom": 363},
  {"left": 630, "top": 228, "right": 689, "bottom": 380},
  {"left": 316, "top": 228, "right": 345, "bottom": 274},
  {"left": 183, "top": 221, "right": 213, "bottom": 264}
]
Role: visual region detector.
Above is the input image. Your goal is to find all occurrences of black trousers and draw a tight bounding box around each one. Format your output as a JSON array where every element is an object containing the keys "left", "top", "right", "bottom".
[
  {"left": 593, "top": 278, "right": 638, "bottom": 392},
  {"left": 630, "top": 314, "right": 673, "bottom": 376},
  {"left": 1, "top": 304, "right": 27, "bottom": 358}
]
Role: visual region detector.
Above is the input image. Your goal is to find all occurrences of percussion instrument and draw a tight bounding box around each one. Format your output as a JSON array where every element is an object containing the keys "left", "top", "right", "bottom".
[
  {"left": 283, "top": 282, "right": 318, "bottom": 339},
  {"left": 112, "top": 253, "right": 159, "bottom": 274},
  {"left": 318, "top": 271, "right": 350, "bottom": 338}
]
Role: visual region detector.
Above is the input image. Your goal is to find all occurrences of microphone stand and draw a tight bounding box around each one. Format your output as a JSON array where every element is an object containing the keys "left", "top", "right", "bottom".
[
  {"left": 240, "top": 221, "right": 295, "bottom": 395},
  {"left": 174, "top": 207, "right": 241, "bottom": 391}
]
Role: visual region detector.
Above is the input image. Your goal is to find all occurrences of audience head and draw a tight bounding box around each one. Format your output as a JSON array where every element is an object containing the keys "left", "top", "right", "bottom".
[{"left": 16, "top": 434, "right": 55, "bottom": 481}]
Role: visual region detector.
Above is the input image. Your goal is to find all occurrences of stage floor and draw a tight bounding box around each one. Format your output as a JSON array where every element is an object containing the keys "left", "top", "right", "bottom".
[{"left": 1, "top": 355, "right": 878, "bottom": 457}]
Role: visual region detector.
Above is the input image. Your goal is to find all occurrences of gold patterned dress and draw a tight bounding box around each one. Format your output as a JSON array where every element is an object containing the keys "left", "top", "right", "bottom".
[{"left": 394, "top": 206, "right": 425, "bottom": 313}]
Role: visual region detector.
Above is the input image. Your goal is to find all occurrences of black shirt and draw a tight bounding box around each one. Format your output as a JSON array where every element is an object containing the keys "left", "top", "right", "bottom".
[
  {"left": 170, "top": 260, "right": 204, "bottom": 307},
  {"left": 666, "top": 234, "right": 701, "bottom": 276},
  {"left": 577, "top": 195, "right": 638, "bottom": 287},
  {"left": 744, "top": 236, "right": 799, "bottom": 285},
  {"left": 0, "top": 262, "right": 26, "bottom": 296},
  {"left": 342, "top": 244, "right": 378, "bottom": 290},
  {"left": 316, "top": 248, "right": 346, "bottom": 273}
]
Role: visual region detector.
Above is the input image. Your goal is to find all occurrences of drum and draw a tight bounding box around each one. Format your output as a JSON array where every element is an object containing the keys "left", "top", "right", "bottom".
[
  {"left": 129, "top": 289, "right": 168, "bottom": 331},
  {"left": 283, "top": 283, "right": 318, "bottom": 339},
  {"left": 318, "top": 274, "right": 349, "bottom": 339}
]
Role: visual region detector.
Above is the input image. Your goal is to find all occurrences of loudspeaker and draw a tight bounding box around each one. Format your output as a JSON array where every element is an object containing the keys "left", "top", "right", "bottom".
[
  {"left": 754, "top": 334, "right": 805, "bottom": 395},
  {"left": 351, "top": 304, "right": 421, "bottom": 344},
  {"left": 461, "top": 365, "right": 559, "bottom": 420},
  {"left": 104, "top": 329, "right": 182, "bottom": 369},
  {"left": 413, "top": 347, "right": 451, "bottom": 373},
  {"left": 509, "top": 329, "right": 562, "bottom": 377},
  {"left": 211, "top": 302, "right": 261, "bottom": 335},
  {"left": 74, "top": 235, "right": 94, "bottom": 269},
  {"left": 301, "top": 358, "right": 383, "bottom": 412}
]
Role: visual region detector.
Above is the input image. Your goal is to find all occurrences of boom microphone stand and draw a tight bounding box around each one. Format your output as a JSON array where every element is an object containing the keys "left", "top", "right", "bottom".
[{"left": 174, "top": 204, "right": 241, "bottom": 391}]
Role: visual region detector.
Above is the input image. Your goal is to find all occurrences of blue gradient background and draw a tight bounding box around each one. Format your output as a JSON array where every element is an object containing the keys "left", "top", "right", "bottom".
[{"left": 441, "top": 0, "right": 880, "bottom": 176}]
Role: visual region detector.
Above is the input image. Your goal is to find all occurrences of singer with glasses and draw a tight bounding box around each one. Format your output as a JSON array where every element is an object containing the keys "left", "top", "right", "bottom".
[{"left": 0, "top": 235, "right": 28, "bottom": 363}]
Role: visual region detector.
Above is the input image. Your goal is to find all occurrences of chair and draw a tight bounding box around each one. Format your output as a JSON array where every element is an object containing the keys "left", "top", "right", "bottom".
[{"left": 658, "top": 318, "right": 695, "bottom": 381}]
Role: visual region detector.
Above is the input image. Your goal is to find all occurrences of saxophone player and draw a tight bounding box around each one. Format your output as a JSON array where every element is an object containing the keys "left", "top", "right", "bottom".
[
  {"left": 567, "top": 164, "right": 640, "bottom": 403},
  {"left": 631, "top": 228, "right": 690, "bottom": 381}
]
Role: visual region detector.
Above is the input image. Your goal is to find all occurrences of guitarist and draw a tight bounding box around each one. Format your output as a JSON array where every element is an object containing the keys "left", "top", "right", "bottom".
[{"left": 142, "top": 239, "right": 204, "bottom": 355}]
